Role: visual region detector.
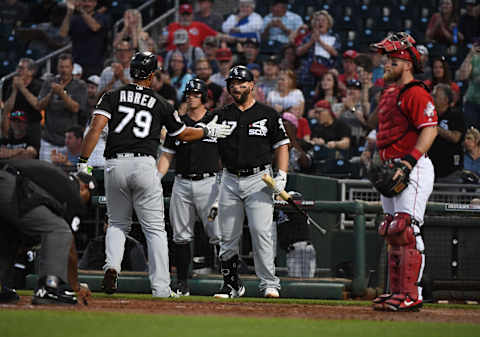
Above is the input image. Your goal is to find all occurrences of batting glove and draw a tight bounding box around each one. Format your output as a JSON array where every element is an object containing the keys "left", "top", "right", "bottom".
[
  {"left": 273, "top": 170, "right": 287, "bottom": 195},
  {"left": 77, "top": 163, "right": 93, "bottom": 175},
  {"left": 197, "top": 115, "right": 232, "bottom": 139}
]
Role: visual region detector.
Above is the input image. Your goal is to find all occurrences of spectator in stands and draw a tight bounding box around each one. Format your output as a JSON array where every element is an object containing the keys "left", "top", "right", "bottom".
[
  {"left": 369, "top": 48, "right": 385, "bottom": 85},
  {"left": 85, "top": 75, "right": 100, "bottom": 126},
  {"left": 210, "top": 47, "right": 233, "bottom": 88},
  {"left": 222, "top": 0, "right": 263, "bottom": 40},
  {"left": 257, "top": 54, "right": 280, "bottom": 99},
  {"left": 37, "top": 53, "right": 87, "bottom": 162},
  {"left": 0, "top": 111, "right": 39, "bottom": 159},
  {"left": 416, "top": 45, "right": 432, "bottom": 81},
  {"left": 428, "top": 84, "right": 465, "bottom": 182},
  {"left": 337, "top": 50, "right": 358, "bottom": 94},
  {"left": 0, "top": 0, "right": 27, "bottom": 28},
  {"left": 261, "top": 0, "right": 303, "bottom": 48},
  {"left": 202, "top": 35, "right": 220, "bottom": 74},
  {"left": 114, "top": 9, "right": 154, "bottom": 53},
  {"left": 167, "top": 51, "right": 195, "bottom": 102},
  {"left": 332, "top": 79, "right": 368, "bottom": 151},
  {"left": 22, "top": 3, "right": 69, "bottom": 58},
  {"left": 314, "top": 70, "right": 342, "bottom": 107},
  {"left": 425, "top": 0, "right": 463, "bottom": 46},
  {"left": 26, "top": 0, "right": 58, "bottom": 25},
  {"left": 51, "top": 125, "right": 84, "bottom": 171},
  {"left": 296, "top": 10, "right": 339, "bottom": 97},
  {"left": 458, "top": 0, "right": 480, "bottom": 46},
  {"left": 310, "top": 100, "right": 351, "bottom": 152},
  {"left": 457, "top": 40, "right": 480, "bottom": 130},
  {"left": 425, "top": 56, "right": 460, "bottom": 104},
  {"left": 60, "top": 0, "right": 110, "bottom": 77},
  {"left": 282, "top": 113, "right": 312, "bottom": 172},
  {"left": 84, "top": 74, "right": 107, "bottom": 168},
  {"left": 152, "top": 70, "right": 177, "bottom": 107},
  {"left": 279, "top": 43, "right": 299, "bottom": 71},
  {"left": 72, "top": 63, "right": 83, "bottom": 80},
  {"left": 267, "top": 69, "right": 305, "bottom": 117},
  {"left": 97, "top": 40, "right": 133, "bottom": 97},
  {"left": 2, "top": 58, "right": 43, "bottom": 143},
  {"left": 464, "top": 126, "right": 480, "bottom": 176},
  {"left": 165, "top": 29, "right": 205, "bottom": 72},
  {"left": 194, "top": 58, "right": 223, "bottom": 106},
  {"left": 194, "top": 0, "right": 223, "bottom": 32},
  {"left": 164, "top": 4, "right": 228, "bottom": 51},
  {"left": 236, "top": 38, "right": 261, "bottom": 66}
]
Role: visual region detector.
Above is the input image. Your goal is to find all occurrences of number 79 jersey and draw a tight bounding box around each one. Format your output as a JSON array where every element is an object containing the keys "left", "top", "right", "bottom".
[{"left": 94, "top": 83, "right": 185, "bottom": 158}]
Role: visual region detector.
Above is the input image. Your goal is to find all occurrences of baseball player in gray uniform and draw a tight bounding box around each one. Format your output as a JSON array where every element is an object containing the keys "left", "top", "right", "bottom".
[
  {"left": 213, "top": 66, "right": 290, "bottom": 298},
  {"left": 158, "top": 79, "right": 221, "bottom": 296},
  {"left": 78, "top": 52, "right": 231, "bottom": 298}
]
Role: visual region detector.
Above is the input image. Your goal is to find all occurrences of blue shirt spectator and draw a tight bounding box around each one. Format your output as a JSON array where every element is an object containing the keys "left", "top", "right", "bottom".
[
  {"left": 464, "top": 127, "right": 480, "bottom": 176},
  {"left": 261, "top": 0, "right": 303, "bottom": 45},
  {"left": 222, "top": 0, "right": 263, "bottom": 41}
]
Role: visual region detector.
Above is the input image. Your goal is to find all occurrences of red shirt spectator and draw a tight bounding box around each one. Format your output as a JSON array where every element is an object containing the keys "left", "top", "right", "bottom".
[{"left": 166, "top": 4, "right": 217, "bottom": 51}]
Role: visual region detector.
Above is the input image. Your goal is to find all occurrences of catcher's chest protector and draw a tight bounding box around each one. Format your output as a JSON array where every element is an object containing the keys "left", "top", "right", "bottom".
[{"left": 376, "top": 86, "right": 409, "bottom": 150}]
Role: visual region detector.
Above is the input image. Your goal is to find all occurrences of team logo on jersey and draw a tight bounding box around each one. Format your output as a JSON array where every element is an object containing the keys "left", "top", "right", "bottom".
[
  {"left": 248, "top": 118, "right": 268, "bottom": 136},
  {"left": 189, "top": 28, "right": 199, "bottom": 36},
  {"left": 424, "top": 102, "right": 435, "bottom": 117}
]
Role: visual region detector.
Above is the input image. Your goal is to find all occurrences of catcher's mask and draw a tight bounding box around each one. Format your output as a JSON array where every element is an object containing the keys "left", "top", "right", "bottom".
[{"left": 370, "top": 32, "right": 423, "bottom": 74}]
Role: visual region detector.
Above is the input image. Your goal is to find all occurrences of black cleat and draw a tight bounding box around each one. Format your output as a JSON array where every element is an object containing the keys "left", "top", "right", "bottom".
[
  {"left": 0, "top": 287, "right": 20, "bottom": 304},
  {"left": 172, "top": 280, "right": 190, "bottom": 297},
  {"left": 32, "top": 275, "right": 77, "bottom": 305}
]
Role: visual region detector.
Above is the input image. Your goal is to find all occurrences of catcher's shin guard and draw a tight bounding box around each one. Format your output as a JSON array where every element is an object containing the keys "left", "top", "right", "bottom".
[{"left": 378, "top": 213, "right": 394, "bottom": 237}]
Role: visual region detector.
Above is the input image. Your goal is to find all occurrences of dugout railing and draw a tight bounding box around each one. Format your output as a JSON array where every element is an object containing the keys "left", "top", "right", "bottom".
[{"left": 337, "top": 179, "right": 480, "bottom": 230}]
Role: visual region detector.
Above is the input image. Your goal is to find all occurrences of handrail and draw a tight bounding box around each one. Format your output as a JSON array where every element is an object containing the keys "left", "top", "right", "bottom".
[{"left": 143, "top": 7, "right": 176, "bottom": 32}]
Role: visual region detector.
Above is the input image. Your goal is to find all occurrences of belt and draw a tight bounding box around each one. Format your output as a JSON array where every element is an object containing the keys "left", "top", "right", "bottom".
[
  {"left": 106, "top": 152, "right": 152, "bottom": 160},
  {"left": 179, "top": 172, "right": 216, "bottom": 181},
  {"left": 384, "top": 153, "right": 428, "bottom": 164},
  {"left": 226, "top": 165, "right": 268, "bottom": 177}
]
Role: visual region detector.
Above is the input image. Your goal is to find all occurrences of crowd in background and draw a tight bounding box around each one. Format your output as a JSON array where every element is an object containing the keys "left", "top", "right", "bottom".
[{"left": 1, "top": 0, "right": 480, "bottom": 184}]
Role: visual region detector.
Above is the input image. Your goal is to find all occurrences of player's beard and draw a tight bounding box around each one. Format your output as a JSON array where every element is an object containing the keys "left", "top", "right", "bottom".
[
  {"left": 384, "top": 67, "right": 402, "bottom": 82},
  {"left": 232, "top": 88, "right": 250, "bottom": 104}
]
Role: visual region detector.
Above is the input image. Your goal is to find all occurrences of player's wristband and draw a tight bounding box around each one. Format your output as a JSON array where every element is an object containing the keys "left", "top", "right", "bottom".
[
  {"left": 403, "top": 148, "right": 422, "bottom": 168},
  {"left": 201, "top": 127, "right": 209, "bottom": 138},
  {"left": 78, "top": 156, "right": 89, "bottom": 164}
]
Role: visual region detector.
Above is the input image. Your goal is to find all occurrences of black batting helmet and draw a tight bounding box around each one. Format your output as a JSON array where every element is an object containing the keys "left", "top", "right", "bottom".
[
  {"left": 130, "top": 51, "right": 157, "bottom": 80},
  {"left": 185, "top": 78, "right": 208, "bottom": 103},
  {"left": 226, "top": 65, "right": 254, "bottom": 84}
]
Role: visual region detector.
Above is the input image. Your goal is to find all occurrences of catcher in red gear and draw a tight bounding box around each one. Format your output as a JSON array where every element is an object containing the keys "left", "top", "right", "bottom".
[{"left": 369, "top": 32, "right": 438, "bottom": 312}]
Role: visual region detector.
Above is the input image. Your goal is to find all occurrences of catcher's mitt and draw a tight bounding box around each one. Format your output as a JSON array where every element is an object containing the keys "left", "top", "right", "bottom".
[{"left": 367, "top": 161, "right": 411, "bottom": 197}]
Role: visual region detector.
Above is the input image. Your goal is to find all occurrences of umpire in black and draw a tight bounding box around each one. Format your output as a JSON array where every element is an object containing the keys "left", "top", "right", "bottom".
[{"left": 0, "top": 159, "right": 96, "bottom": 305}]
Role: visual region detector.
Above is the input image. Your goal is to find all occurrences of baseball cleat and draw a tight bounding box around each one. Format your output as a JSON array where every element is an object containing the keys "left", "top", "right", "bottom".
[
  {"left": 384, "top": 294, "right": 423, "bottom": 312},
  {"left": 32, "top": 275, "right": 77, "bottom": 305},
  {"left": 172, "top": 280, "right": 190, "bottom": 297},
  {"left": 264, "top": 287, "right": 280, "bottom": 298},
  {"left": 0, "top": 287, "right": 20, "bottom": 304},
  {"left": 214, "top": 281, "right": 246, "bottom": 299},
  {"left": 102, "top": 268, "right": 118, "bottom": 295},
  {"left": 372, "top": 293, "right": 393, "bottom": 311}
]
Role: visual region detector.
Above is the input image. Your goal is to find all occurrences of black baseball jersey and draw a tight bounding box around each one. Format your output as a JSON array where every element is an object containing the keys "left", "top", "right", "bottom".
[
  {"left": 94, "top": 83, "right": 185, "bottom": 158},
  {"left": 215, "top": 102, "right": 290, "bottom": 168},
  {"left": 162, "top": 111, "right": 220, "bottom": 175}
]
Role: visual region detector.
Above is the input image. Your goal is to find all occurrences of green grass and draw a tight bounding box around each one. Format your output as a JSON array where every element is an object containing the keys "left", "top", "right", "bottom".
[{"left": 1, "top": 310, "right": 479, "bottom": 337}]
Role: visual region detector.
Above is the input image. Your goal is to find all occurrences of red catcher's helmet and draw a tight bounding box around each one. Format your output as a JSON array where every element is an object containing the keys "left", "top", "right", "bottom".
[{"left": 370, "top": 32, "right": 423, "bottom": 73}]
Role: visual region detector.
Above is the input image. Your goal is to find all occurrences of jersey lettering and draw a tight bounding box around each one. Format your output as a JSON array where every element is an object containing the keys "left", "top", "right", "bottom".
[
  {"left": 248, "top": 118, "right": 268, "bottom": 136},
  {"left": 119, "top": 90, "right": 157, "bottom": 108},
  {"left": 114, "top": 105, "right": 153, "bottom": 139}
]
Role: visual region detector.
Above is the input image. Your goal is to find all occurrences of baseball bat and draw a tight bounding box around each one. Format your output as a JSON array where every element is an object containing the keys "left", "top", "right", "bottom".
[{"left": 262, "top": 174, "right": 327, "bottom": 235}]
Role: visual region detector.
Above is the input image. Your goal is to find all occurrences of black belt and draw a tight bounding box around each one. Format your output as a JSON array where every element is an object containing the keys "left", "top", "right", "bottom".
[
  {"left": 106, "top": 152, "right": 152, "bottom": 160},
  {"left": 179, "top": 172, "right": 216, "bottom": 181},
  {"left": 226, "top": 165, "right": 268, "bottom": 177}
]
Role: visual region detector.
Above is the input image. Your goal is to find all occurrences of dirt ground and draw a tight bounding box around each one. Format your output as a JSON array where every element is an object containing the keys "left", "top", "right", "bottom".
[{"left": 2, "top": 296, "right": 480, "bottom": 324}]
